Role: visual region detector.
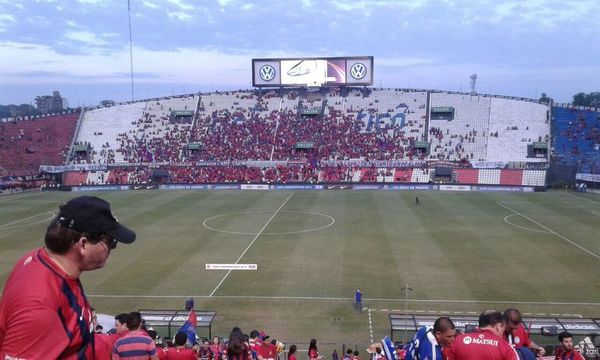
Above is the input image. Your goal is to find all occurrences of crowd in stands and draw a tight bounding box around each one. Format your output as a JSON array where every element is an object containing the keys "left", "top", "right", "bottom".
[
  {"left": 93, "top": 309, "right": 593, "bottom": 360},
  {"left": 552, "top": 107, "right": 600, "bottom": 173},
  {"left": 0, "top": 89, "right": 567, "bottom": 184},
  {"left": 0, "top": 112, "right": 79, "bottom": 176}
]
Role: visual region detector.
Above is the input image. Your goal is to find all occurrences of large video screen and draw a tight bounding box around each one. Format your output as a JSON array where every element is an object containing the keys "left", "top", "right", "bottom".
[{"left": 252, "top": 56, "right": 373, "bottom": 87}]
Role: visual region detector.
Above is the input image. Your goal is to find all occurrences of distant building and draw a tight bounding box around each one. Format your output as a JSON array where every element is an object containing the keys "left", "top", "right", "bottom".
[{"left": 35, "top": 91, "right": 68, "bottom": 114}]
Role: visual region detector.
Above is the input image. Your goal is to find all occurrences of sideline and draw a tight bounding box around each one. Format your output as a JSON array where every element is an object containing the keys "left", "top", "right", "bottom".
[{"left": 85, "top": 294, "right": 600, "bottom": 307}]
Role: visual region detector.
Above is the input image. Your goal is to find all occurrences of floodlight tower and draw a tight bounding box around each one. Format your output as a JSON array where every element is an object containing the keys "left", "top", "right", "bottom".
[{"left": 470, "top": 74, "right": 477, "bottom": 95}]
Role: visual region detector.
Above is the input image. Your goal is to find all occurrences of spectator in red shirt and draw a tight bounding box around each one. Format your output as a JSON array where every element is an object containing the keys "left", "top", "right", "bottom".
[
  {"left": 210, "top": 335, "right": 224, "bottom": 360},
  {"left": 148, "top": 329, "right": 167, "bottom": 360},
  {"left": 223, "top": 327, "right": 252, "bottom": 360},
  {"left": 287, "top": 345, "right": 297, "bottom": 360},
  {"left": 166, "top": 331, "right": 197, "bottom": 360},
  {"left": 0, "top": 196, "right": 136, "bottom": 360},
  {"left": 256, "top": 334, "right": 277, "bottom": 360},
  {"left": 554, "top": 332, "right": 585, "bottom": 360},
  {"left": 198, "top": 339, "right": 212, "bottom": 360},
  {"left": 308, "top": 339, "right": 324, "bottom": 360},
  {"left": 447, "top": 310, "right": 518, "bottom": 360},
  {"left": 503, "top": 308, "right": 545, "bottom": 357}
]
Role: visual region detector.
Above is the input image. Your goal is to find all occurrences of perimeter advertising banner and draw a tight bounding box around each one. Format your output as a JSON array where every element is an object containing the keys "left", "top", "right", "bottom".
[{"left": 252, "top": 56, "right": 373, "bottom": 87}]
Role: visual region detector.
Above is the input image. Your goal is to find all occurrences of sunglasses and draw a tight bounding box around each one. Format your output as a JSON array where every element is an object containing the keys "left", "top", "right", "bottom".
[
  {"left": 104, "top": 237, "right": 118, "bottom": 250},
  {"left": 89, "top": 236, "right": 117, "bottom": 250}
]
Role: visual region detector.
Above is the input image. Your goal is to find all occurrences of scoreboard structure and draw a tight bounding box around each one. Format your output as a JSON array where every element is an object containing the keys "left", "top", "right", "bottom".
[{"left": 252, "top": 56, "right": 374, "bottom": 87}]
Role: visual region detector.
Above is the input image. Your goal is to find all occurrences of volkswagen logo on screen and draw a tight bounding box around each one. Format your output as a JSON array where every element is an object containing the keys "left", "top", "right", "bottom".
[
  {"left": 259, "top": 65, "right": 276, "bottom": 81},
  {"left": 350, "top": 63, "right": 367, "bottom": 80}
]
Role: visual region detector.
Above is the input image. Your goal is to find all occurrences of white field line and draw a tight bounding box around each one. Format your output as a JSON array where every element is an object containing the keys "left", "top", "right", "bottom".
[
  {"left": 497, "top": 202, "right": 600, "bottom": 261},
  {"left": 372, "top": 309, "right": 583, "bottom": 318},
  {"left": 208, "top": 193, "right": 294, "bottom": 297},
  {"left": 0, "top": 211, "right": 54, "bottom": 228},
  {"left": 592, "top": 211, "right": 600, "bottom": 217},
  {"left": 83, "top": 294, "right": 600, "bottom": 306},
  {"left": 368, "top": 309, "right": 374, "bottom": 343},
  {"left": 503, "top": 214, "right": 548, "bottom": 233}
]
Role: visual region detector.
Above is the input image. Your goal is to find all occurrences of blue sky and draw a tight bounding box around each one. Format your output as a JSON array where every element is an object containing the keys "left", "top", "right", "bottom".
[{"left": 0, "top": 0, "right": 598, "bottom": 106}]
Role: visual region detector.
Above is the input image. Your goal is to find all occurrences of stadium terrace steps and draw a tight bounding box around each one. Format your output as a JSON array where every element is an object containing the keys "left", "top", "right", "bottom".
[
  {"left": 394, "top": 168, "right": 413, "bottom": 182},
  {"left": 454, "top": 169, "right": 479, "bottom": 184},
  {"left": 428, "top": 93, "right": 490, "bottom": 162},
  {"left": 486, "top": 98, "right": 549, "bottom": 162},
  {"left": 499, "top": 169, "right": 524, "bottom": 185},
  {"left": 0, "top": 112, "right": 79, "bottom": 176},
  {"left": 63, "top": 171, "right": 88, "bottom": 186}
]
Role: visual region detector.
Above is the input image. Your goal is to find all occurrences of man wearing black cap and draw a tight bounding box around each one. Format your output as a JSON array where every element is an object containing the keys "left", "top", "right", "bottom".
[{"left": 0, "top": 196, "right": 136, "bottom": 359}]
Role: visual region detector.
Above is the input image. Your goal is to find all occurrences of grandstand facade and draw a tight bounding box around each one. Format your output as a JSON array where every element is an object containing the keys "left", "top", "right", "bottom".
[{"left": 2, "top": 88, "right": 599, "bottom": 190}]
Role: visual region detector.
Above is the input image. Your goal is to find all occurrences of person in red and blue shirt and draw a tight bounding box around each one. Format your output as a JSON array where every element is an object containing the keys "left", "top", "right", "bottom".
[
  {"left": 447, "top": 310, "right": 519, "bottom": 360},
  {"left": 0, "top": 196, "right": 136, "bottom": 360},
  {"left": 554, "top": 332, "right": 585, "bottom": 360},
  {"left": 112, "top": 312, "right": 159, "bottom": 360},
  {"left": 503, "top": 308, "right": 545, "bottom": 357}
]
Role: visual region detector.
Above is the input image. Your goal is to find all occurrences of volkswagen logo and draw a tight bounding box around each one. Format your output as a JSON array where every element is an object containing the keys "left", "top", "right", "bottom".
[
  {"left": 259, "top": 65, "right": 276, "bottom": 81},
  {"left": 463, "top": 336, "right": 472, "bottom": 345},
  {"left": 350, "top": 63, "right": 367, "bottom": 80}
]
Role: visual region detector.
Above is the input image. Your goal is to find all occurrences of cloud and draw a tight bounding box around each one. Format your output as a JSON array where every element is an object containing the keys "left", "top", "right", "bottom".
[
  {"left": 0, "top": 13, "right": 16, "bottom": 32},
  {"left": 165, "top": 0, "right": 195, "bottom": 11},
  {"left": 63, "top": 30, "right": 109, "bottom": 45},
  {"left": 167, "top": 11, "right": 192, "bottom": 21}
]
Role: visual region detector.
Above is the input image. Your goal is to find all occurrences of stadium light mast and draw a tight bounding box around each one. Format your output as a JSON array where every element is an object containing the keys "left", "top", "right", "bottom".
[
  {"left": 470, "top": 73, "right": 477, "bottom": 95},
  {"left": 127, "top": 0, "right": 135, "bottom": 101}
]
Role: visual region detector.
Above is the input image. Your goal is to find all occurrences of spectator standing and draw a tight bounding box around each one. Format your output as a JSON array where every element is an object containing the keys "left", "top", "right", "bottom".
[
  {"left": 446, "top": 310, "right": 518, "bottom": 360},
  {"left": 210, "top": 335, "right": 224, "bottom": 360},
  {"left": 355, "top": 289, "right": 363, "bottom": 312},
  {"left": 166, "top": 331, "right": 197, "bottom": 360},
  {"left": 343, "top": 349, "right": 354, "bottom": 360},
  {"left": 404, "top": 316, "right": 456, "bottom": 360},
  {"left": 309, "top": 339, "right": 324, "bottom": 360},
  {"left": 554, "top": 332, "right": 585, "bottom": 360},
  {"left": 148, "top": 329, "right": 167, "bottom": 360},
  {"left": 198, "top": 339, "right": 212, "bottom": 360},
  {"left": 112, "top": 311, "right": 159, "bottom": 360},
  {"left": 96, "top": 313, "right": 130, "bottom": 360},
  {"left": 288, "top": 345, "right": 297, "bottom": 360},
  {"left": 503, "top": 308, "right": 545, "bottom": 357},
  {"left": 0, "top": 196, "right": 136, "bottom": 360},
  {"left": 223, "top": 327, "right": 252, "bottom": 360}
]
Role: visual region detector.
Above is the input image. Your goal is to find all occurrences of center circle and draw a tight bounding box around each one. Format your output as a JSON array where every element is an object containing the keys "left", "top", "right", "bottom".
[{"left": 203, "top": 210, "right": 335, "bottom": 235}]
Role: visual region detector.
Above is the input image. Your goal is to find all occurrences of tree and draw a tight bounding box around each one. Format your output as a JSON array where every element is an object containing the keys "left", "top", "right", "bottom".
[
  {"left": 572, "top": 92, "right": 600, "bottom": 107},
  {"left": 0, "top": 104, "right": 39, "bottom": 119},
  {"left": 539, "top": 93, "right": 551, "bottom": 104}
]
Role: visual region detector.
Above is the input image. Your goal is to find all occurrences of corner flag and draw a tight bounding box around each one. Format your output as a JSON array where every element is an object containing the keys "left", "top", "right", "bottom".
[{"left": 178, "top": 310, "right": 197, "bottom": 344}]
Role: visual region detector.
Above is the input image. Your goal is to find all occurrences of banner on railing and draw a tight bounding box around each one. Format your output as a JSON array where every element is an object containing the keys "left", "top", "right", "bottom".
[{"left": 40, "top": 164, "right": 108, "bottom": 173}]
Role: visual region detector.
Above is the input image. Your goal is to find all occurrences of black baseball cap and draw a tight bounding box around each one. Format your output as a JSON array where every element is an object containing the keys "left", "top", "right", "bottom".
[{"left": 58, "top": 196, "right": 136, "bottom": 244}]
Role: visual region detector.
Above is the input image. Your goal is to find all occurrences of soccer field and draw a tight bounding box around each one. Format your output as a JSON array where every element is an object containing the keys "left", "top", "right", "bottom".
[{"left": 1, "top": 190, "right": 599, "bottom": 350}]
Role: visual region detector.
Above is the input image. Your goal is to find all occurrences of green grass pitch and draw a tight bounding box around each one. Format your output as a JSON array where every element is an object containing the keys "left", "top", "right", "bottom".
[{"left": 1, "top": 190, "right": 599, "bottom": 351}]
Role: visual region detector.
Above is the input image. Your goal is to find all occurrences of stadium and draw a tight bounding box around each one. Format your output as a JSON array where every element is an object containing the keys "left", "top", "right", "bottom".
[{"left": 1, "top": 55, "right": 600, "bottom": 358}]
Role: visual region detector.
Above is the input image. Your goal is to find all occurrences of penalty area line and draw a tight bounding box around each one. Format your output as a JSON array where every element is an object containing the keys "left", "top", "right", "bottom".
[
  {"left": 497, "top": 201, "right": 600, "bottom": 261},
  {"left": 208, "top": 192, "right": 294, "bottom": 297}
]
